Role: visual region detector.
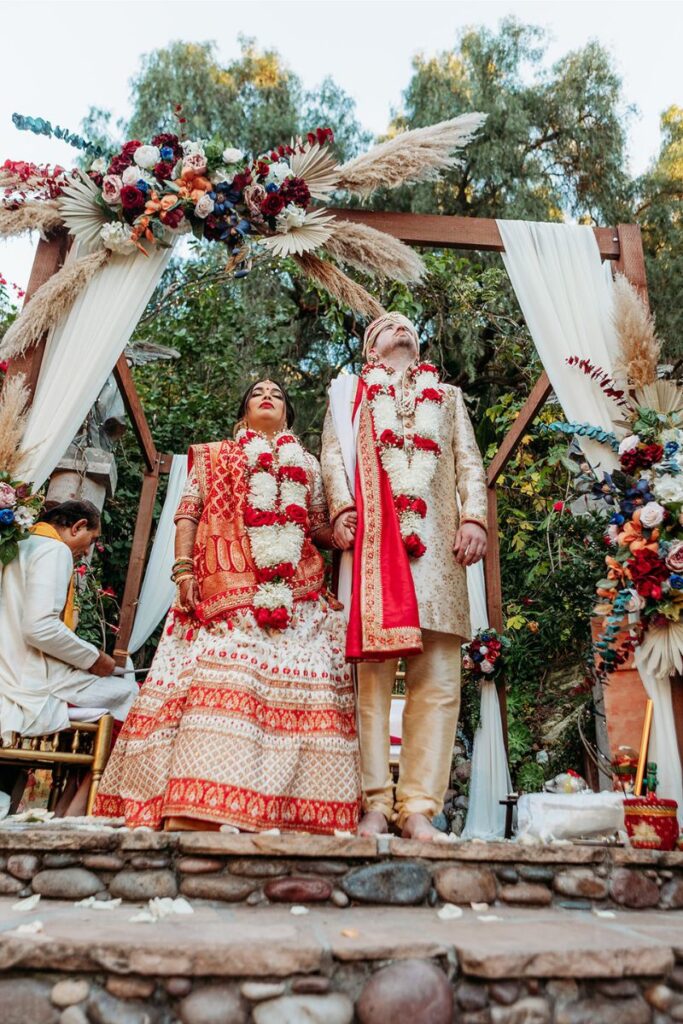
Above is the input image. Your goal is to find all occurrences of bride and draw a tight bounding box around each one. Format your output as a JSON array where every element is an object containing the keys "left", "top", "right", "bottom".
[{"left": 94, "top": 379, "right": 360, "bottom": 833}]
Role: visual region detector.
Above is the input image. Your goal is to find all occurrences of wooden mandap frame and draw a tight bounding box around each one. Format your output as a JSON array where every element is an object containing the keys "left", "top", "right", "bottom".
[{"left": 5, "top": 211, "right": 653, "bottom": 746}]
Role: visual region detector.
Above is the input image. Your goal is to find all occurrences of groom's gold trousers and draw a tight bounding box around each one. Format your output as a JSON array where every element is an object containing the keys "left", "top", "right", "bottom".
[{"left": 356, "top": 629, "right": 461, "bottom": 829}]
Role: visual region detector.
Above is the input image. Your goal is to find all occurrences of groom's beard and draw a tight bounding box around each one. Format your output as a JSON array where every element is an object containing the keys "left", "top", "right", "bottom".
[{"left": 389, "top": 333, "right": 416, "bottom": 354}]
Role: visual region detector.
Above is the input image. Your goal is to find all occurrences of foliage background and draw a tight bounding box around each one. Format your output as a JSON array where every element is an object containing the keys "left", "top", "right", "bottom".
[{"left": 2, "top": 20, "right": 681, "bottom": 789}]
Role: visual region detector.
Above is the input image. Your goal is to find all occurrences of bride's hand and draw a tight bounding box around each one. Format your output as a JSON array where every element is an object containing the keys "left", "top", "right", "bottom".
[{"left": 178, "top": 577, "right": 200, "bottom": 612}]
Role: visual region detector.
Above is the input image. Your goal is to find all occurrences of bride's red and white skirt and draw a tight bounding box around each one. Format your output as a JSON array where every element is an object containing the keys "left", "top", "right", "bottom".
[{"left": 94, "top": 599, "right": 360, "bottom": 834}]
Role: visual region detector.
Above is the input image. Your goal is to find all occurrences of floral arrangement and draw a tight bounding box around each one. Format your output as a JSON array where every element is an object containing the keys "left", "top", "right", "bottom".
[
  {"left": 0, "top": 110, "right": 487, "bottom": 357},
  {"left": 462, "top": 629, "right": 510, "bottom": 682},
  {"left": 0, "top": 473, "right": 41, "bottom": 565},
  {"left": 548, "top": 276, "right": 683, "bottom": 679},
  {"left": 238, "top": 428, "right": 313, "bottom": 629},
  {"left": 362, "top": 361, "right": 445, "bottom": 558}
]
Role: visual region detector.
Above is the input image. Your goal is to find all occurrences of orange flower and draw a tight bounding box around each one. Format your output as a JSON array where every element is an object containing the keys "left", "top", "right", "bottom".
[{"left": 160, "top": 194, "right": 178, "bottom": 211}]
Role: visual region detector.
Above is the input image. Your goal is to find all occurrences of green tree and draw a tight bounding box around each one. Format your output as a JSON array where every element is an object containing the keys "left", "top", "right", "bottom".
[{"left": 637, "top": 105, "right": 683, "bottom": 355}]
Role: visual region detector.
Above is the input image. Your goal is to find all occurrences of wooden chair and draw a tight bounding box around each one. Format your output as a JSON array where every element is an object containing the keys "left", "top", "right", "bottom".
[{"left": 0, "top": 715, "right": 114, "bottom": 815}]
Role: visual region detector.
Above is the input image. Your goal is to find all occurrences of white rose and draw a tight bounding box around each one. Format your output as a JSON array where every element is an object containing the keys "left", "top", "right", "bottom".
[
  {"left": 122, "top": 165, "right": 147, "bottom": 186},
  {"left": 100, "top": 222, "right": 136, "bottom": 256},
  {"left": 267, "top": 161, "right": 293, "bottom": 185},
  {"left": 89, "top": 157, "right": 107, "bottom": 174},
  {"left": 222, "top": 147, "right": 243, "bottom": 164},
  {"left": 133, "top": 145, "right": 160, "bottom": 170},
  {"left": 181, "top": 139, "right": 205, "bottom": 157},
  {"left": 606, "top": 524, "right": 620, "bottom": 545},
  {"left": 194, "top": 194, "right": 215, "bottom": 219},
  {"left": 640, "top": 501, "right": 665, "bottom": 528},
  {"left": 480, "top": 659, "right": 495, "bottom": 674},
  {"left": 624, "top": 589, "right": 645, "bottom": 613},
  {"left": 618, "top": 434, "right": 640, "bottom": 455},
  {"left": 654, "top": 474, "right": 683, "bottom": 505},
  {"left": 13, "top": 505, "right": 36, "bottom": 529}
]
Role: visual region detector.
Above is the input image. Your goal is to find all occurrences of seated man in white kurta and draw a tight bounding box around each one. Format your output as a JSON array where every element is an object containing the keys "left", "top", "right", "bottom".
[{"left": 0, "top": 500, "right": 137, "bottom": 746}]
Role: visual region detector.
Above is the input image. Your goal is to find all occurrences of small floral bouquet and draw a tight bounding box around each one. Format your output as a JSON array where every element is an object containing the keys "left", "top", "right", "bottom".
[
  {"left": 462, "top": 628, "right": 511, "bottom": 682},
  {"left": 0, "top": 472, "right": 42, "bottom": 565}
]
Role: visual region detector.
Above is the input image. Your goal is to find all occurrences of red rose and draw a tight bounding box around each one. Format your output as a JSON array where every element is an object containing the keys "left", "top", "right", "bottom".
[
  {"left": 279, "top": 465, "right": 307, "bottom": 484},
  {"left": 232, "top": 171, "right": 252, "bottom": 192},
  {"left": 413, "top": 435, "right": 441, "bottom": 454},
  {"left": 244, "top": 507, "right": 278, "bottom": 528},
  {"left": 285, "top": 503, "right": 309, "bottom": 526},
  {"left": 255, "top": 160, "right": 270, "bottom": 179},
  {"left": 256, "top": 452, "right": 274, "bottom": 469},
  {"left": 120, "top": 185, "right": 146, "bottom": 211},
  {"left": 279, "top": 176, "right": 311, "bottom": 208},
  {"left": 628, "top": 548, "right": 668, "bottom": 598},
  {"left": 404, "top": 533, "right": 426, "bottom": 558},
  {"left": 316, "top": 127, "right": 334, "bottom": 145},
  {"left": 416, "top": 387, "right": 443, "bottom": 404},
  {"left": 151, "top": 133, "right": 182, "bottom": 158},
  {"left": 255, "top": 606, "right": 290, "bottom": 629},
  {"left": 122, "top": 140, "right": 142, "bottom": 157},
  {"left": 107, "top": 155, "right": 132, "bottom": 176},
  {"left": 553, "top": 501, "right": 565, "bottom": 512},
  {"left": 261, "top": 192, "right": 286, "bottom": 217},
  {"left": 417, "top": 362, "right": 438, "bottom": 374},
  {"left": 257, "top": 562, "right": 295, "bottom": 582},
  {"left": 153, "top": 161, "right": 175, "bottom": 182},
  {"left": 276, "top": 434, "right": 296, "bottom": 446},
  {"left": 620, "top": 443, "right": 664, "bottom": 474},
  {"left": 395, "top": 495, "right": 427, "bottom": 517},
  {"left": 161, "top": 207, "right": 185, "bottom": 229},
  {"left": 379, "top": 429, "right": 404, "bottom": 448}
]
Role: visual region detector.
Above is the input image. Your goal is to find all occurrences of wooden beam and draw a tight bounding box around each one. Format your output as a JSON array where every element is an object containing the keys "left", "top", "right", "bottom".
[
  {"left": 487, "top": 371, "right": 553, "bottom": 487},
  {"left": 4, "top": 231, "right": 70, "bottom": 400},
  {"left": 614, "top": 223, "right": 650, "bottom": 307},
  {"left": 113, "top": 460, "right": 161, "bottom": 666},
  {"left": 113, "top": 353, "right": 158, "bottom": 472},
  {"left": 327, "top": 209, "right": 621, "bottom": 260}
]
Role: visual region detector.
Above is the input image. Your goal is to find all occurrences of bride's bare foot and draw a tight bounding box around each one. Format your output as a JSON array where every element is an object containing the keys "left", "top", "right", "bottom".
[
  {"left": 401, "top": 812, "right": 442, "bottom": 842},
  {"left": 357, "top": 810, "right": 389, "bottom": 837}
]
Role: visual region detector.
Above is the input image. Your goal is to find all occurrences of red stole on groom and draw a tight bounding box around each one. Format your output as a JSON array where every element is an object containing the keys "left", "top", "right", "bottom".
[{"left": 346, "top": 379, "right": 422, "bottom": 662}]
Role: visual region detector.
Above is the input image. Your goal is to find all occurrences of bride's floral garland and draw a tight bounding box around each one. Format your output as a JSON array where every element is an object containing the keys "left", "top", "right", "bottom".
[
  {"left": 238, "top": 428, "right": 310, "bottom": 629},
  {"left": 361, "top": 361, "right": 445, "bottom": 558}
]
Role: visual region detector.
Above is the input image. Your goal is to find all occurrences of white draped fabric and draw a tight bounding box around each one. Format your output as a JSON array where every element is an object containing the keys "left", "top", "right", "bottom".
[
  {"left": 462, "top": 561, "right": 513, "bottom": 840},
  {"left": 127, "top": 454, "right": 188, "bottom": 657},
  {"left": 19, "top": 246, "right": 173, "bottom": 490},
  {"left": 633, "top": 647, "right": 683, "bottom": 812},
  {"left": 328, "top": 373, "right": 360, "bottom": 616},
  {"left": 497, "top": 220, "right": 619, "bottom": 472}
]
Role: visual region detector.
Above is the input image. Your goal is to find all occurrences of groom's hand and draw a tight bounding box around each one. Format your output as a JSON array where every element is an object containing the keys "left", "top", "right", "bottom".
[
  {"left": 333, "top": 510, "right": 357, "bottom": 550},
  {"left": 454, "top": 522, "right": 487, "bottom": 566}
]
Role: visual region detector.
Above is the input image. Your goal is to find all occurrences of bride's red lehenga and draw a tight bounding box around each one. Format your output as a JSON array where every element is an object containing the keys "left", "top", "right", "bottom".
[{"left": 94, "top": 436, "right": 360, "bottom": 834}]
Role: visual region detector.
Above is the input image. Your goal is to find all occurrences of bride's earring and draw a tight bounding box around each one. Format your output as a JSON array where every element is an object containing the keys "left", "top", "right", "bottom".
[{"left": 368, "top": 351, "right": 379, "bottom": 364}]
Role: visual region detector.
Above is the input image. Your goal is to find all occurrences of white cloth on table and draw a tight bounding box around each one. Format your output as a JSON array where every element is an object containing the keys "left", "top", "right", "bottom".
[
  {"left": 497, "top": 220, "right": 619, "bottom": 472},
  {"left": 0, "top": 534, "right": 137, "bottom": 741},
  {"left": 18, "top": 244, "right": 174, "bottom": 491}
]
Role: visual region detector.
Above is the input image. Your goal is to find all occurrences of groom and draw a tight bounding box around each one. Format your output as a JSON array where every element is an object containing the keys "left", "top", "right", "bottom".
[{"left": 321, "top": 313, "right": 488, "bottom": 840}]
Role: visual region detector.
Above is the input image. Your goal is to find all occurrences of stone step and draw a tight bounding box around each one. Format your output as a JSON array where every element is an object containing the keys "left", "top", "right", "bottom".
[
  {"left": 1, "top": 899, "right": 683, "bottom": 1023},
  {"left": 1, "top": 824, "right": 682, "bottom": 914}
]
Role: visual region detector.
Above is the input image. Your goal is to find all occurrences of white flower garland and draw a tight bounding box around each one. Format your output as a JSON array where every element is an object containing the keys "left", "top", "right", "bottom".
[
  {"left": 361, "top": 361, "right": 446, "bottom": 558},
  {"left": 238, "top": 428, "right": 311, "bottom": 627}
]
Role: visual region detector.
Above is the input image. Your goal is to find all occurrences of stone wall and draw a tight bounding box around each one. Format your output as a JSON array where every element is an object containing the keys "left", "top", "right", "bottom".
[{"left": 0, "top": 830, "right": 682, "bottom": 912}]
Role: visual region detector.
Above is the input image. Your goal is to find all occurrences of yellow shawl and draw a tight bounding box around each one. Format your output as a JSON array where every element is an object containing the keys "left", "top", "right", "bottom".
[{"left": 29, "top": 522, "right": 76, "bottom": 630}]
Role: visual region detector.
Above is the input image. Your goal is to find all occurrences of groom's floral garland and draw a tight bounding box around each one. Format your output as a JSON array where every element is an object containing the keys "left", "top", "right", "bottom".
[
  {"left": 238, "top": 428, "right": 310, "bottom": 629},
  {"left": 361, "top": 361, "right": 445, "bottom": 558}
]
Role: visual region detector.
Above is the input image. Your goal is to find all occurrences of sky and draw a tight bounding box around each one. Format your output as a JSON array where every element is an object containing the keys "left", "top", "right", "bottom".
[{"left": 1, "top": 0, "right": 681, "bottom": 293}]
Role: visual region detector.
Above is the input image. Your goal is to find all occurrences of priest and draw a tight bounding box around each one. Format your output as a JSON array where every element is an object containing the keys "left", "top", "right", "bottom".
[{"left": 321, "top": 313, "right": 488, "bottom": 840}]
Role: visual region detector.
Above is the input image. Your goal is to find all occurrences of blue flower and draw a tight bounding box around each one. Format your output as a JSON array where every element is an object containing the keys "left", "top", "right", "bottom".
[
  {"left": 0, "top": 508, "right": 15, "bottom": 526},
  {"left": 160, "top": 146, "right": 175, "bottom": 161},
  {"left": 670, "top": 575, "right": 683, "bottom": 590},
  {"left": 209, "top": 182, "right": 238, "bottom": 215},
  {"left": 265, "top": 182, "right": 279, "bottom": 193},
  {"left": 610, "top": 512, "right": 625, "bottom": 526},
  {"left": 136, "top": 179, "right": 151, "bottom": 194}
]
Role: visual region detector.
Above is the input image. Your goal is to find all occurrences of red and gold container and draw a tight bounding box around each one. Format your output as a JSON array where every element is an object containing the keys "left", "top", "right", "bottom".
[{"left": 624, "top": 796, "right": 679, "bottom": 851}]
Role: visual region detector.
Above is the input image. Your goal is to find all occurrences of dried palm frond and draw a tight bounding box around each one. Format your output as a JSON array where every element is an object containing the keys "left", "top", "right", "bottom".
[
  {"left": 0, "top": 373, "right": 31, "bottom": 477},
  {"left": 322, "top": 220, "right": 425, "bottom": 283},
  {"left": 336, "top": 112, "right": 487, "bottom": 198},
  {"left": 260, "top": 208, "right": 337, "bottom": 258},
  {"left": 633, "top": 380, "right": 683, "bottom": 416},
  {"left": 0, "top": 249, "right": 110, "bottom": 359},
  {"left": 0, "top": 201, "right": 63, "bottom": 239},
  {"left": 290, "top": 142, "right": 340, "bottom": 200},
  {"left": 57, "top": 170, "right": 110, "bottom": 253},
  {"left": 612, "top": 273, "right": 660, "bottom": 388},
  {"left": 293, "top": 253, "right": 384, "bottom": 319}
]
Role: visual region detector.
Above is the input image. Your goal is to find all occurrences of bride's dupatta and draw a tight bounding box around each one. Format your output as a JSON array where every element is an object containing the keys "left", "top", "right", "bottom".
[{"left": 346, "top": 380, "right": 422, "bottom": 661}]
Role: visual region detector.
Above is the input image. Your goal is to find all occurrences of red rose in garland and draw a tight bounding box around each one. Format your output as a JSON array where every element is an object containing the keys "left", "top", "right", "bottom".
[
  {"left": 153, "top": 161, "right": 175, "bottom": 183},
  {"left": 120, "top": 185, "right": 146, "bottom": 212},
  {"left": 261, "top": 192, "right": 286, "bottom": 217}
]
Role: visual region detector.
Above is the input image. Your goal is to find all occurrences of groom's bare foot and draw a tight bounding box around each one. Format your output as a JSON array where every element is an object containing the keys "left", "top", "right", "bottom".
[
  {"left": 401, "top": 812, "right": 442, "bottom": 842},
  {"left": 357, "top": 810, "right": 389, "bottom": 836}
]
